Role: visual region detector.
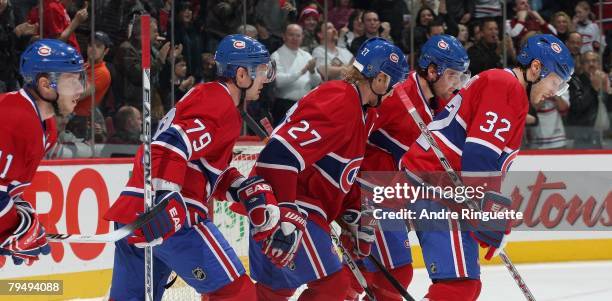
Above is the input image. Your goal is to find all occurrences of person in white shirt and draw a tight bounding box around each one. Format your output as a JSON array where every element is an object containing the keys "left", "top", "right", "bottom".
[
  {"left": 312, "top": 21, "right": 354, "bottom": 81},
  {"left": 271, "top": 23, "right": 321, "bottom": 124}
]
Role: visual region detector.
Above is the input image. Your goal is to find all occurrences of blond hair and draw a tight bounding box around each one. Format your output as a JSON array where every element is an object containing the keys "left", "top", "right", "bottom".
[{"left": 343, "top": 66, "right": 367, "bottom": 85}]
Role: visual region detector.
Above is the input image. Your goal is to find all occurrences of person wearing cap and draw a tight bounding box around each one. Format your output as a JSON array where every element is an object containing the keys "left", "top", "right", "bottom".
[
  {"left": 62, "top": 31, "right": 113, "bottom": 144},
  {"left": 299, "top": 6, "right": 321, "bottom": 53},
  {"left": 74, "top": 31, "right": 112, "bottom": 117}
]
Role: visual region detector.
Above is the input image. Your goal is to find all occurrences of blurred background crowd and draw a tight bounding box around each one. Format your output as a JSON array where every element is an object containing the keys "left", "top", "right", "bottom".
[{"left": 1, "top": 0, "right": 611, "bottom": 158}]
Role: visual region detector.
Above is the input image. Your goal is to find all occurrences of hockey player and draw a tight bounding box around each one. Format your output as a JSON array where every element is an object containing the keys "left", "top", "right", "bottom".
[
  {"left": 0, "top": 39, "right": 86, "bottom": 266},
  {"left": 344, "top": 35, "right": 470, "bottom": 301},
  {"left": 400, "top": 34, "right": 574, "bottom": 300},
  {"left": 103, "top": 34, "right": 280, "bottom": 301},
  {"left": 249, "top": 37, "right": 408, "bottom": 301}
]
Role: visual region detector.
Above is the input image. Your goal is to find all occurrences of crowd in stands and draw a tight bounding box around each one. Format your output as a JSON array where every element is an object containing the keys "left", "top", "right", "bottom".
[{"left": 1, "top": 0, "right": 611, "bottom": 157}]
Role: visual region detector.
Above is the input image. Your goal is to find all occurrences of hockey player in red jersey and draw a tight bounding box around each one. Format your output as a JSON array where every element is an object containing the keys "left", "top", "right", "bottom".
[
  {"left": 0, "top": 39, "right": 86, "bottom": 266},
  {"left": 103, "top": 34, "right": 280, "bottom": 301},
  {"left": 344, "top": 35, "right": 470, "bottom": 301},
  {"left": 249, "top": 38, "right": 408, "bottom": 301},
  {"left": 400, "top": 34, "right": 574, "bottom": 300}
]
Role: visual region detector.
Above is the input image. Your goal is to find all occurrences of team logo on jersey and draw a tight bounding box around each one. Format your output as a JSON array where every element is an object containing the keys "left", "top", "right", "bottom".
[
  {"left": 233, "top": 40, "right": 246, "bottom": 49},
  {"left": 390, "top": 53, "right": 399, "bottom": 63},
  {"left": 550, "top": 42, "right": 562, "bottom": 53},
  {"left": 437, "top": 40, "right": 449, "bottom": 50},
  {"left": 340, "top": 158, "right": 363, "bottom": 193},
  {"left": 38, "top": 46, "right": 52, "bottom": 56},
  {"left": 192, "top": 267, "right": 206, "bottom": 280},
  {"left": 404, "top": 239, "right": 410, "bottom": 249}
]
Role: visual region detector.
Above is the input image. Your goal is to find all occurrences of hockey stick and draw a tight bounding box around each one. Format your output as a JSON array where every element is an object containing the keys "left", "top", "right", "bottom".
[
  {"left": 46, "top": 196, "right": 170, "bottom": 243},
  {"left": 140, "top": 14, "right": 155, "bottom": 301},
  {"left": 330, "top": 223, "right": 378, "bottom": 301},
  {"left": 396, "top": 88, "right": 537, "bottom": 301}
]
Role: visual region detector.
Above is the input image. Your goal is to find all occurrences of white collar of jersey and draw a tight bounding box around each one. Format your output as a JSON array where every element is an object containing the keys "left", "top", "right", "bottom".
[{"left": 412, "top": 72, "right": 434, "bottom": 120}]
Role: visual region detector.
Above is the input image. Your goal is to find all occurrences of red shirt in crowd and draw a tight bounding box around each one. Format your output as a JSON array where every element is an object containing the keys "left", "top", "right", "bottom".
[{"left": 28, "top": 0, "right": 80, "bottom": 53}]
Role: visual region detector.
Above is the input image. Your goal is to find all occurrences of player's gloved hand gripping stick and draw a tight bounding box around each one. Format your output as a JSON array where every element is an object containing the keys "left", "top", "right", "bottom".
[{"left": 396, "top": 87, "right": 536, "bottom": 301}]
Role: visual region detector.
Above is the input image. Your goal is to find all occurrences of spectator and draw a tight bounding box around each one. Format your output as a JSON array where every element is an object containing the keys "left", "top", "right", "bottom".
[
  {"left": 371, "top": 0, "right": 409, "bottom": 46},
  {"left": 457, "top": 23, "right": 472, "bottom": 48},
  {"left": 255, "top": 18, "right": 283, "bottom": 54},
  {"left": 313, "top": 21, "right": 354, "bottom": 81},
  {"left": 173, "top": 1, "right": 202, "bottom": 81},
  {"left": 402, "top": 6, "right": 434, "bottom": 59},
  {"left": 338, "top": 9, "right": 363, "bottom": 49},
  {"left": 427, "top": 19, "right": 446, "bottom": 37},
  {"left": 551, "top": 11, "right": 573, "bottom": 42},
  {"left": 566, "top": 51, "right": 607, "bottom": 148},
  {"left": 573, "top": 1, "right": 604, "bottom": 53},
  {"left": 200, "top": 52, "right": 217, "bottom": 83},
  {"left": 329, "top": 0, "right": 354, "bottom": 30},
  {"left": 271, "top": 23, "right": 321, "bottom": 124},
  {"left": 467, "top": 18, "right": 515, "bottom": 75},
  {"left": 237, "top": 24, "right": 258, "bottom": 39},
  {"left": 96, "top": 0, "right": 146, "bottom": 49},
  {"left": 1, "top": 0, "right": 37, "bottom": 92},
  {"left": 472, "top": 0, "right": 502, "bottom": 22},
  {"left": 506, "top": 0, "right": 555, "bottom": 47},
  {"left": 566, "top": 31, "right": 583, "bottom": 70},
  {"left": 446, "top": 0, "right": 474, "bottom": 24},
  {"left": 27, "top": 0, "right": 88, "bottom": 52},
  {"left": 73, "top": 31, "right": 112, "bottom": 119},
  {"left": 113, "top": 17, "right": 167, "bottom": 118},
  {"left": 107, "top": 105, "right": 142, "bottom": 144},
  {"left": 349, "top": 10, "right": 380, "bottom": 55},
  {"left": 205, "top": 0, "right": 244, "bottom": 51},
  {"left": 172, "top": 54, "right": 195, "bottom": 104},
  {"left": 299, "top": 6, "right": 321, "bottom": 53},
  {"left": 64, "top": 107, "right": 108, "bottom": 144},
  {"left": 255, "top": 0, "right": 297, "bottom": 38},
  {"left": 527, "top": 93, "right": 570, "bottom": 149}
]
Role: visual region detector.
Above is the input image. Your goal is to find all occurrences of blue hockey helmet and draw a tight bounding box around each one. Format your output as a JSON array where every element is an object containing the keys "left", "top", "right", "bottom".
[
  {"left": 20, "top": 39, "right": 86, "bottom": 89},
  {"left": 418, "top": 34, "right": 469, "bottom": 75},
  {"left": 517, "top": 34, "right": 574, "bottom": 82},
  {"left": 353, "top": 38, "right": 408, "bottom": 89},
  {"left": 215, "top": 34, "right": 275, "bottom": 83}
]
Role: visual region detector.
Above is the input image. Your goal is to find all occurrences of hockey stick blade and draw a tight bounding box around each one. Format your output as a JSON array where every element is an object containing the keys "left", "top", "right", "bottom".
[{"left": 46, "top": 196, "right": 169, "bottom": 243}]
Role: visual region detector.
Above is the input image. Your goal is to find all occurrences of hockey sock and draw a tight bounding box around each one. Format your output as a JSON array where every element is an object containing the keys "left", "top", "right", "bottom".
[
  {"left": 344, "top": 265, "right": 372, "bottom": 300},
  {"left": 255, "top": 282, "right": 296, "bottom": 301},
  {"left": 370, "top": 263, "right": 414, "bottom": 301},
  {"left": 207, "top": 274, "right": 257, "bottom": 301},
  {"left": 298, "top": 269, "right": 350, "bottom": 301},
  {"left": 425, "top": 279, "right": 482, "bottom": 301}
]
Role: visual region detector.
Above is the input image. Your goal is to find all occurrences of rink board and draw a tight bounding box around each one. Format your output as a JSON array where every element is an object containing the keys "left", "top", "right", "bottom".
[{"left": 0, "top": 150, "right": 611, "bottom": 300}]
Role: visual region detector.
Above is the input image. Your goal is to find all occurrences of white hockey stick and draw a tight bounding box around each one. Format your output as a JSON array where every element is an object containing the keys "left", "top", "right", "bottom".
[
  {"left": 140, "top": 14, "right": 155, "bottom": 301},
  {"left": 46, "top": 196, "right": 170, "bottom": 243},
  {"left": 396, "top": 87, "right": 536, "bottom": 301}
]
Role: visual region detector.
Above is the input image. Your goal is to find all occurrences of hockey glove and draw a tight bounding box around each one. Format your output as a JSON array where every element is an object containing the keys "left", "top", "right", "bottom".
[
  {"left": 128, "top": 190, "right": 187, "bottom": 247},
  {"left": 470, "top": 191, "right": 513, "bottom": 260},
  {"left": 340, "top": 209, "right": 375, "bottom": 259},
  {"left": 0, "top": 199, "right": 51, "bottom": 265},
  {"left": 229, "top": 176, "right": 280, "bottom": 241},
  {"left": 262, "top": 202, "right": 307, "bottom": 268}
]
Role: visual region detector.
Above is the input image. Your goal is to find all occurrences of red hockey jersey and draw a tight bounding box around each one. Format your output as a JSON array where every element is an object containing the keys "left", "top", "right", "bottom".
[
  {"left": 401, "top": 68, "right": 528, "bottom": 189},
  {"left": 104, "top": 82, "right": 243, "bottom": 225},
  {"left": 255, "top": 80, "right": 377, "bottom": 225},
  {"left": 0, "top": 89, "right": 57, "bottom": 237}
]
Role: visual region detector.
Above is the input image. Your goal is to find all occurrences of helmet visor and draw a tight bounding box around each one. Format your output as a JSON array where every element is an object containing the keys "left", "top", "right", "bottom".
[
  {"left": 545, "top": 72, "right": 570, "bottom": 97},
  {"left": 56, "top": 71, "right": 87, "bottom": 98},
  {"left": 442, "top": 68, "right": 471, "bottom": 91},
  {"left": 254, "top": 61, "right": 277, "bottom": 83}
]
